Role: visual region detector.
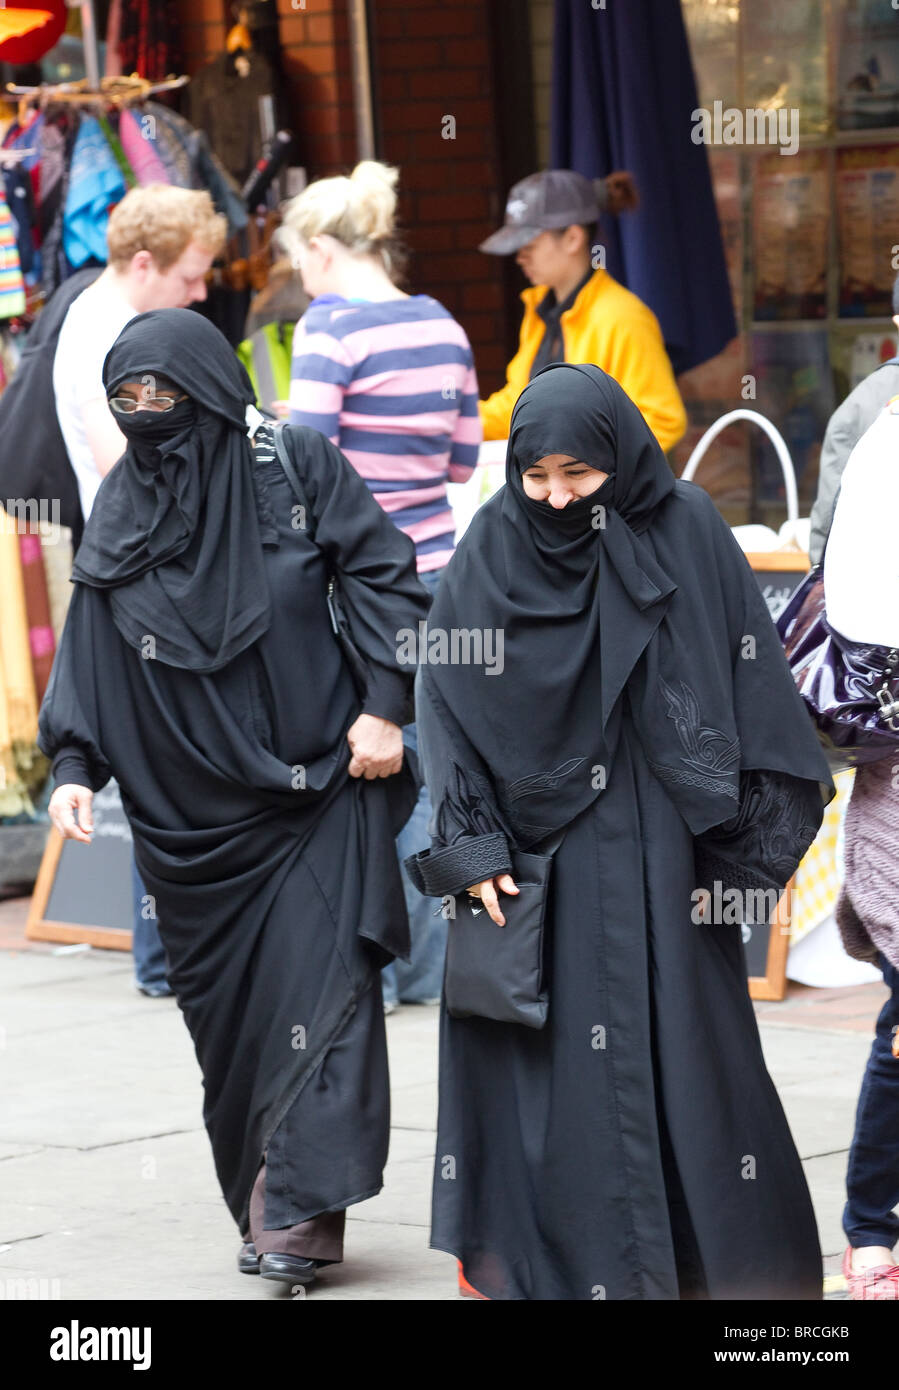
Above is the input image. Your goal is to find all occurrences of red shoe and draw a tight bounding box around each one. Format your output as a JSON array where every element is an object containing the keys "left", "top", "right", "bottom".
[
  {"left": 843, "top": 1246, "right": 899, "bottom": 1300},
  {"left": 457, "top": 1260, "right": 489, "bottom": 1300}
]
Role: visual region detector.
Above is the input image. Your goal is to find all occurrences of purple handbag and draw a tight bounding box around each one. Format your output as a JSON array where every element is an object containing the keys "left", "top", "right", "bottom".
[{"left": 776, "top": 566, "right": 899, "bottom": 772}]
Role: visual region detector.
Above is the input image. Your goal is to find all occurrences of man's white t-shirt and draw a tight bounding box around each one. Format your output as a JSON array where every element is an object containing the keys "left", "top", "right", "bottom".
[{"left": 52, "top": 277, "right": 137, "bottom": 520}]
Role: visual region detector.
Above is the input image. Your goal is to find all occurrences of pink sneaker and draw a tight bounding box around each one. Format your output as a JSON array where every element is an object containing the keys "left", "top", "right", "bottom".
[{"left": 844, "top": 1246, "right": 899, "bottom": 1299}]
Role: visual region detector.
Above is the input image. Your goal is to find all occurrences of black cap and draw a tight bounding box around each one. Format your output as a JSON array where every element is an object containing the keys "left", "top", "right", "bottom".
[{"left": 480, "top": 170, "right": 602, "bottom": 255}]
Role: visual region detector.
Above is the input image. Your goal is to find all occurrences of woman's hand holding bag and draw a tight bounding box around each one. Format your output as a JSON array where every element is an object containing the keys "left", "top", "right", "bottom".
[{"left": 465, "top": 874, "right": 520, "bottom": 926}]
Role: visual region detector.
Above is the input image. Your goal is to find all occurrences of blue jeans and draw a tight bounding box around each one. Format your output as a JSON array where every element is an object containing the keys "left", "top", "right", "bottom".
[
  {"left": 383, "top": 566, "right": 446, "bottom": 1005},
  {"left": 131, "top": 855, "right": 170, "bottom": 991},
  {"left": 843, "top": 955, "right": 899, "bottom": 1250}
]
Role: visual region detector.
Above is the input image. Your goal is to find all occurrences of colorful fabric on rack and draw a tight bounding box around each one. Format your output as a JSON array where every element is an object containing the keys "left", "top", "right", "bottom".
[
  {"left": 37, "top": 115, "right": 66, "bottom": 238},
  {"left": 0, "top": 190, "right": 25, "bottom": 318},
  {"left": 1, "top": 111, "right": 42, "bottom": 173},
  {"left": 3, "top": 166, "right": 36, "bottom": 273},
  {"left": 63, "top": 115, "right": 127, "bottom": 269},
  {"left": 40, "top": 116, "right": 80, "bottom": 296},
  {"left": 118, "top": 108, "right": 170, "bottom": 186},
  {"left": 17, "top": 529, "right": 55, "bottom": 704},
  {"left": 37, "top": 113, "right": 69, "bottom": 293},
  {"left": 142, "top": 101, "right": 191, "bottom": 187},
  {"left": 97, "top": 112, "right": 137, "bottom": 190},
  {"left": 146, "top": 103, "right": 248, "bottom": 235}
]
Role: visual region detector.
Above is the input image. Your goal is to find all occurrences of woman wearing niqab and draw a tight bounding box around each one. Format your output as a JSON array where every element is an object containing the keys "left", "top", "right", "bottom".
[
  {"left": 407, "top": 363, "right": 834, "bottom": 1301},
  {"left": 38, "top": 309, "right": 431, "bottom": 1287}
]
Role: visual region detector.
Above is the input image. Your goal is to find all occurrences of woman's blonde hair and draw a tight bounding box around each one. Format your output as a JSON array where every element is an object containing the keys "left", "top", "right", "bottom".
[{"left": 281, "top": 160, "right": 407, "bottom": 281}]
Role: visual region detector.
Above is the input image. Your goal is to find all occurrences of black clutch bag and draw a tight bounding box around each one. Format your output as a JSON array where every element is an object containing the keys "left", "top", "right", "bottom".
[{"left": 409, "top": 832, "right": 563, "bottom": 1030}]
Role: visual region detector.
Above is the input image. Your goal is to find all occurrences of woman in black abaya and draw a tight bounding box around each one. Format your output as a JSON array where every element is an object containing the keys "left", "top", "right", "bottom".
[
  {"left": 38, "top": 309, "right": 430, "bottom": 1290},
  {"left": 407, "top": 363, "right": 833, "bottom": 1301}
]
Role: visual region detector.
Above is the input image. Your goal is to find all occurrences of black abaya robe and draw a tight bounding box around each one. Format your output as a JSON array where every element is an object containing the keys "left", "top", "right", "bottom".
[
  {"left": 419, "top": 694, "right": 823, "bottom": 1300},
  {"left": 407, "top": 365, "right": 833, "bottom": 1301},
  {"left": 38, "top": 426, "right": 430, "bottom": 1238}
]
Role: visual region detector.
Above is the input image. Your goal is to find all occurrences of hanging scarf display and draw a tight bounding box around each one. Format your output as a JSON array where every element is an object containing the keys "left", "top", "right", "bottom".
[
  {"left": 0, "top": 185, "right": 25, "bottom": 317},
  {"left": 1, "top": 86, "right": 248, "bottom": 294},
  {"left": 63, "top": 114, "right": 128, "bottom": 268},
  {"left": 117, "top": 108, "right": 170, "bottom": 186}
]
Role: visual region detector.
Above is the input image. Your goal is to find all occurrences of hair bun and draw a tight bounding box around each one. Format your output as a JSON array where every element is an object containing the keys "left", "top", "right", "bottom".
[{"left": 348, "top": 160, "right": 399, "bottom": 241}]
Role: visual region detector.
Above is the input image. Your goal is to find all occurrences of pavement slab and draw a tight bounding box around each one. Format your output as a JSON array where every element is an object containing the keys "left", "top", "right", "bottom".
[{"left": 0, "top": 896, "right": 887, "bottom": 1301}]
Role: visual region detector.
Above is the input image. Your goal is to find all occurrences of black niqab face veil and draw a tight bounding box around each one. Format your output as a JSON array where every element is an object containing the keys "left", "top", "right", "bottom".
[
  {"left": 419, "top": 363, "right": 831, "bottom": 848},
  {"left": 72, "top": 309, "right": 272, "bottom": 673}
]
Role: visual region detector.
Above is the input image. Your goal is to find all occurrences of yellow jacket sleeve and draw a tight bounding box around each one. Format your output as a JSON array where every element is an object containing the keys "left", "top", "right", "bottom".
[
  {"left": 603, "top": 306, "right": 687, "bottom": 454},
  {"left": 479, "top": 324, "right": 536, "bottom": 441}
]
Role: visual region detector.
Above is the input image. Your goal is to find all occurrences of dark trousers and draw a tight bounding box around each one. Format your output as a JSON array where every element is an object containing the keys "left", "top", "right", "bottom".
[
  {"left": 246, "top": 1161, "right": 346, "bottom": 1262},
  {"left": 131, "top": 855, "right": 169, "bottom": 989},
  {"left": 843, "top": 956, "right": 899, "bottom": 1250}
]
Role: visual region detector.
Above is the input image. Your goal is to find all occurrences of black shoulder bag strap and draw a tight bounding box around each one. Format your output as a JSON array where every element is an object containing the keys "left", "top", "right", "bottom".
[{"left": 271, "top": 419, "right": 315, "bottom": 539}]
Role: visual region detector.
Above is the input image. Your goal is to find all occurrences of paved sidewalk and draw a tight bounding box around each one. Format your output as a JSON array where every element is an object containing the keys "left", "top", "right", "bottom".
[{"left": 0, "top": 896, "right": 887, "bottom": 1301}]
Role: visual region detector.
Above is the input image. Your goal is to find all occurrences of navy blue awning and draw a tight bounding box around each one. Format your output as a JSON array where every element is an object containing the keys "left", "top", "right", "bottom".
[{"left": 551, "top": 0, "right": 737, "bottom": 374}]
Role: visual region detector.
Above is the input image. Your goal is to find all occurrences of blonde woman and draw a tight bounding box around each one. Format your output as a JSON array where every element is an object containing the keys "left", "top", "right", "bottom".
[{"left": 283, "top": 160, "right": 482, "bottom": 1008}]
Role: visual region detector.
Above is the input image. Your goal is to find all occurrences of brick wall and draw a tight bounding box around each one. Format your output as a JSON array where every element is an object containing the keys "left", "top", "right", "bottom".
[
  {"left": 179, "top": 0, "right": 226, "bottom": 70},
  {"left": 371, "top": 2, "right": 509, "bottom": 390},
  {"left": 273, "top": 0, "right": 356, "bottom": 172},
  {"left": 529, "top": 0, "right": 554, "bottom": 168}
]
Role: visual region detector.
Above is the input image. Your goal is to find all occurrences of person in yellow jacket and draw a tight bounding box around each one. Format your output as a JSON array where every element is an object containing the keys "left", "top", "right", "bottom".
[{"left": 480, "top": 169, "right": 687, "bottom": 453}]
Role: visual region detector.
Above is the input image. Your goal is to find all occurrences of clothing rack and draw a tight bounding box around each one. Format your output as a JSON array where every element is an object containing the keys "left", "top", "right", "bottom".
[{"left": 5, "top": 74, "right": 190, "bottom": 111}]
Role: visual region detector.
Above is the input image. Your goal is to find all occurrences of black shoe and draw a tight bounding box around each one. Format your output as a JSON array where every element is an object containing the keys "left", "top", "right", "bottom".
[
  {"left": 134, "top": 980, "right": 173, "bottom": 998},
  {"left": 238, "top": 1241, "right": 259, "bottom": 1275},
  {"left": 258, "top": 1252, "right": 318, "bottom": 1287}
]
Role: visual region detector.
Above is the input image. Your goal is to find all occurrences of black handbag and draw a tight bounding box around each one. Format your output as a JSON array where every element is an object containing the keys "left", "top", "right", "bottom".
[
  {"left": 272, "top": 422, "right": 369, "bottom": 697},
  {"left": 438, "top": 832, "right": 563, "bottom": 1030}
]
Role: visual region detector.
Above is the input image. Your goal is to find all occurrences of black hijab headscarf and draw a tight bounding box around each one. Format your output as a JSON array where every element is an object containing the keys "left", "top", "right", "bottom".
[
  {"left": 72, "top": 308, "right": 273, "bottom": 673},
  {"left": 421, "top": 363, "right": 831, "bottom": 847}
]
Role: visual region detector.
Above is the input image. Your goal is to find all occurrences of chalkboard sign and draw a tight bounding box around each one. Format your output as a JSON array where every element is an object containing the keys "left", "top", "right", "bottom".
[
  {"left": 746, "top": 549, "right": 809, "bottom": 623},
  {"left": 26, "top": 780, "right": 133, "bottom": 950}
]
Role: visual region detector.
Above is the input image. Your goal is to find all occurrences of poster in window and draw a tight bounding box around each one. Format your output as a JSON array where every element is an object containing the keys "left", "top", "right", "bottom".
[
  {"left": 752, "top": 151, "right": 829, "bottom": 321},
  {"left": 837, "top": 0, "right": 899, "bottom": 132},
  {"left": 837, "top": 144, "right": 899, "bottom": 318}
]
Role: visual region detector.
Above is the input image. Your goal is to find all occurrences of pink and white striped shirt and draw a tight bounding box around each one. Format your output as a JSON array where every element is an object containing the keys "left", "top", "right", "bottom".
[{"left": 289, "top": 294, "right": 481, "bottom": 572}]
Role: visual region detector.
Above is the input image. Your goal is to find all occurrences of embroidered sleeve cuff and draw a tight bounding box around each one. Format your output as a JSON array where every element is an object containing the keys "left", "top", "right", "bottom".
[
  {"left": 694, "top": 843, "right": 786, "bottom": 922},
  {"left": 404, "top": 832, "right": 512, "bottom": 898}
]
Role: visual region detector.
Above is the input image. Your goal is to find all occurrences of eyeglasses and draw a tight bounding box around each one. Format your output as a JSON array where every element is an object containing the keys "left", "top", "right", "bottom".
[{"left": 108, "top": 394, "right": 188, "bottom": 415}]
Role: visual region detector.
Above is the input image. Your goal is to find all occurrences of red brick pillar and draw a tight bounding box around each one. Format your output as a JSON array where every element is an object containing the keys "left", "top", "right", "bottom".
[
  {"left": 372, "top": 2, "right": 509, "bottom": 391},
  {"left": 275, "top": 0, "right": 357, "bottom": 174}
]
